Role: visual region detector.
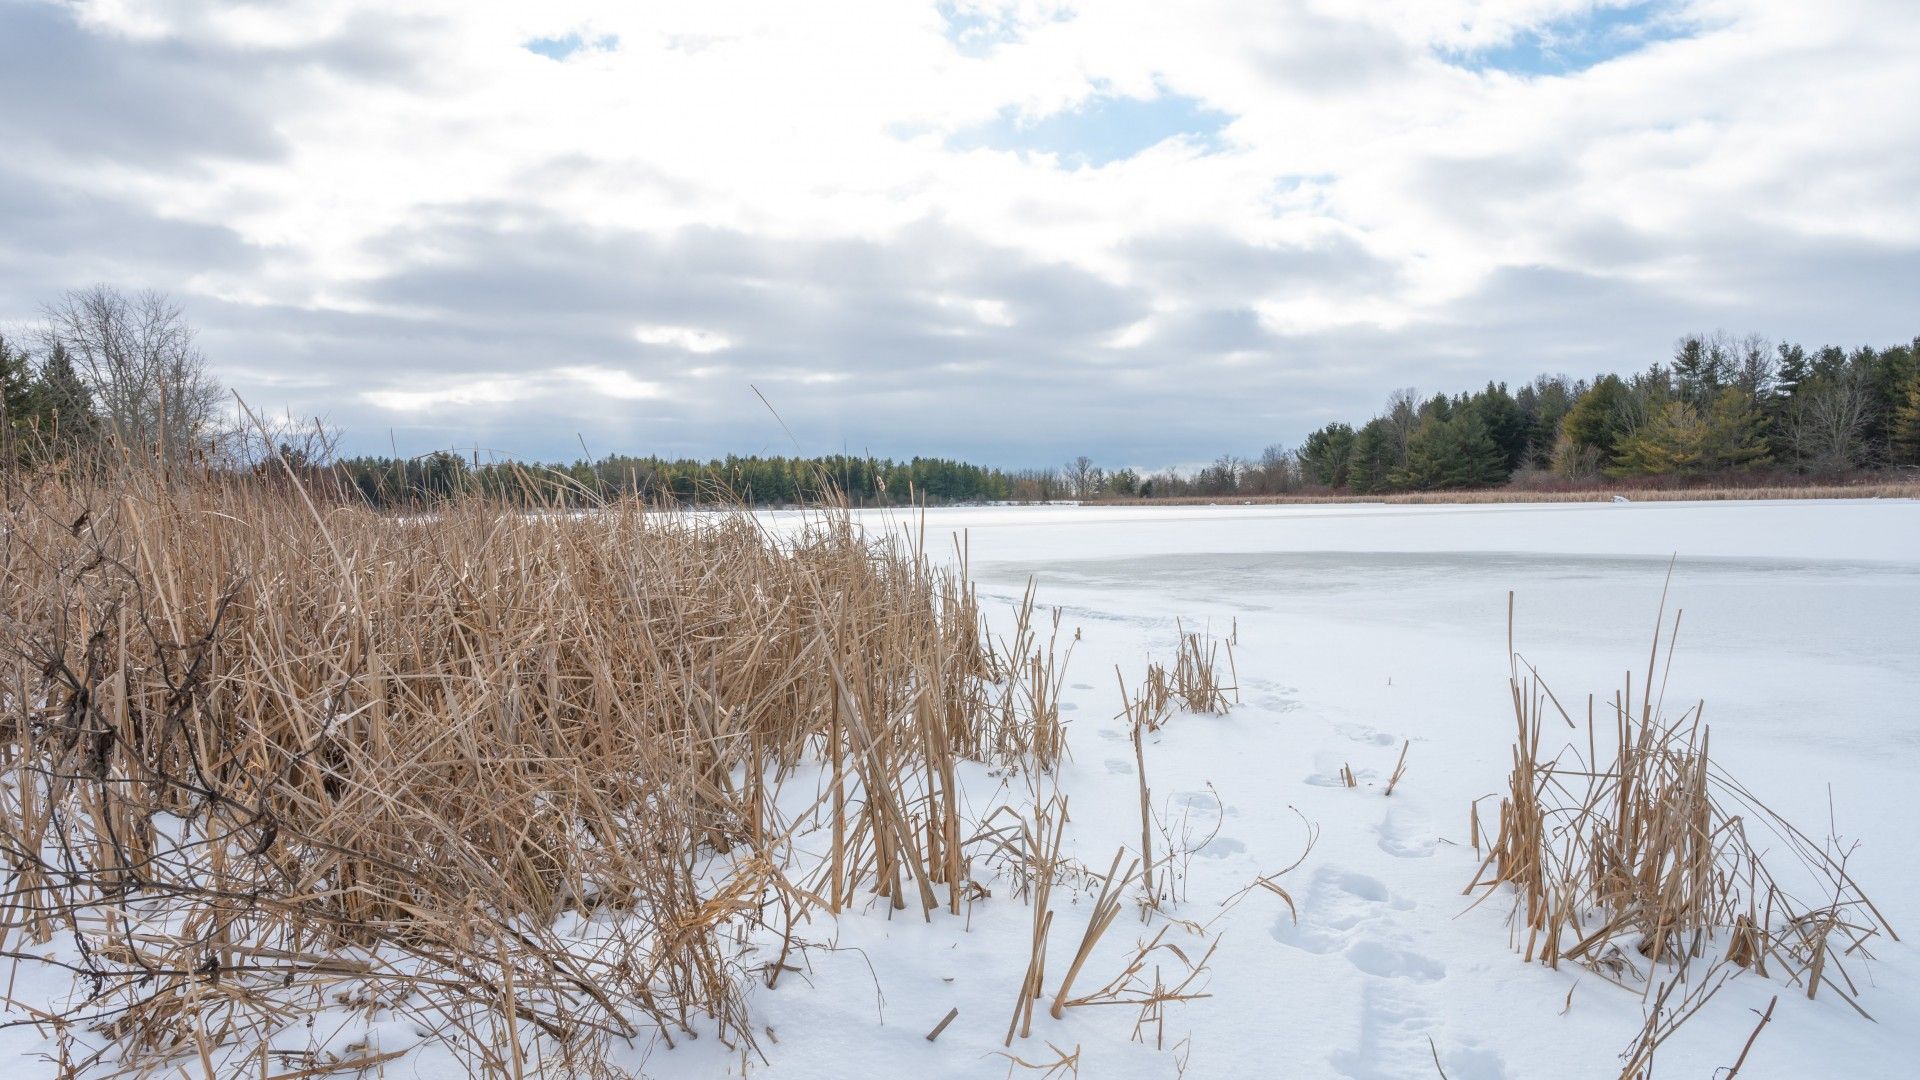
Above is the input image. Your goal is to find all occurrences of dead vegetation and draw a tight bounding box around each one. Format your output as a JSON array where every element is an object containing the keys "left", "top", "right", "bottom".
[
  {"left": 1468, "top": 590, "right": 1896, "bottom": 1076},
  {"left": 0, "top": 461, "right": 1071, "bottom": 1076}
]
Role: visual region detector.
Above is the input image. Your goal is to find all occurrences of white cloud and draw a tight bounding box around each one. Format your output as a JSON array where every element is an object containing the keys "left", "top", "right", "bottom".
[
  {"left": 634, "top": 324, "right": 732, "bottom": 353},
  {"left": 363, "top": 377, "right": 533, "bottom": 412},
  {"left": 555, "top": 365, "right": 663, "bottom": 399},
  {"left": 5, "top": 0, "right": 1917, "bottom": 463}
]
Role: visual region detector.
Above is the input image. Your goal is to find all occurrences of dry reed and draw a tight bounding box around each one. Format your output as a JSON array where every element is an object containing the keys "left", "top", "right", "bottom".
[
  {"left": 0, "top": 462, "right": 1069, "bottom": 1076},
  {"left": 1468, "top": 591, "right": 1895, "bottom": 1074}
]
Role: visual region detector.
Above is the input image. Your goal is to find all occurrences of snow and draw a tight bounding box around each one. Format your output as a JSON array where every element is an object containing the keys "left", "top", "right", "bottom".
[
  {"left": 5, "top": 498, "right": 1916, "bottom": 1078},
  {"left": 775, "top": 498, "right": 1920, "bottom": 1079}
]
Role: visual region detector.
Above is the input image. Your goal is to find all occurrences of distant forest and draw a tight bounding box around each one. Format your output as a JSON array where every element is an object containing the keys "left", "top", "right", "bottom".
[
  {"left": 1289, "top": 331, "right": 1920, "bottom": 496},
  {"left": 330, "top": 329, "right": 1920, "bottom": 505},
  {"left": 4, "top": 285, "right": 1916, "bottom": 506}
]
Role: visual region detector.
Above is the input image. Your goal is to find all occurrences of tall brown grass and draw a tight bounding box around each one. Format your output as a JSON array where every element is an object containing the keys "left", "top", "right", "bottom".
[
  {"left": 1469, "top": 592, "right": 1896, "bottom": 1076},
  {"left": 0, "top": 462, "right": 1065, "bottom": 1075}
]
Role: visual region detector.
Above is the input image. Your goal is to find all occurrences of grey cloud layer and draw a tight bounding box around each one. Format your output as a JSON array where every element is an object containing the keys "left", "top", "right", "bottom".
[{"left": 1, "top": 2, "right": 1915, "bottom": 468}]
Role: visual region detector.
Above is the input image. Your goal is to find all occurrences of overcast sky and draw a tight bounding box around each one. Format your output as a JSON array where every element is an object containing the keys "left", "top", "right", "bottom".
[{"left": 1, "top": 0, "right": 1915, "bottom": 468}]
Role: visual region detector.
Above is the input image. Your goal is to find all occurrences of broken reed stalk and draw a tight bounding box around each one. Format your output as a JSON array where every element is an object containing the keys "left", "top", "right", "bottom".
[
  {"left": 1385, "top": 740, "right": 1409, "bottom": 796},
  {"left": 1470, "top": 591, "right": 1895, "bottom": 1056},
  {"left": 925, "top": 1006, "right": 960, "bottom": 1042},
  {"left": 1116, "top": 668, "right": 1158, "bottom": 906},
  {"left": 0, "top": 458, "right": 1071, "bottom": 1076},
  {"left": 1005, "top": 795, "right": 1067, "bottom": 1046},
  {"left": 1720, "top": 995, "right": 1777, "bottom": 1079},
  {"left": 1050, "top": 850, "right": 1139, "bottom": 1019}
]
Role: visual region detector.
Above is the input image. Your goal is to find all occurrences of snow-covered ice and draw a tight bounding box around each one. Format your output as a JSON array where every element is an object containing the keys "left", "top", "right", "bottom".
[{"left": 737, "top": 498, "right": 1919, "bottom": 1079}]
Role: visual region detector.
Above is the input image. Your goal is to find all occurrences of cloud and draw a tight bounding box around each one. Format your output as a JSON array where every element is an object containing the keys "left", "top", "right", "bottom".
[
  {"left": 0, "top": 0, "right": 1913, "bottom": 468},
  {"left": 634, "top": 325, "right": 733, "bottom": 353}
]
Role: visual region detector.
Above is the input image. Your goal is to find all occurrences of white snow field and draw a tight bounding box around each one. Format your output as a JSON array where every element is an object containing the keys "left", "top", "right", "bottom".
[
  {"left": 4, "top": 499, "right": 1915, "bottom": 1078},
  {"left": 709, "top": 498, "right": 1919, "bottom": 1079}
]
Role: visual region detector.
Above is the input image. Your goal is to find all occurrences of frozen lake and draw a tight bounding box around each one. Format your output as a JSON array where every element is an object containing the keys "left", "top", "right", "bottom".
[{"left": 817, "top": 497, "right": 1920, "bottom": 1078}]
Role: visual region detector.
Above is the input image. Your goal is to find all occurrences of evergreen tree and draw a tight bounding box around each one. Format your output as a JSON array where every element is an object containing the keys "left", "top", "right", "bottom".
[
  {"left": 1470, "top": 381, "right": 1530, "bottom": 475},
  {"left": 0, "top": 334, "right": 31, "bottom": 424},
  {"left": 1560, "top": 375, "right": 1631, "bottom": 464},
  {"left": 1672, "top": 335, "right": 1726, "bottom": 406},
  {"left": 1697, "top": 387, "right": 1772, "bottom": 471},
  {"left": 1515, "top": 375, "right": 1578, "bottom": 468},
  {"left": 1609, "top": 389, "right": 1770, "bottom": 476},
  {"left": 1892, "top": 374, "right": 1920, "bottom": 465},
  {"left": 1347, "top": 418, "right": 1394, "bottom": 494},
  {"left": 1391, "top": 410, "right": 1506, "bottom": 490},
  {"left": 30, "top": 341, "right": 96, "bottom": 449},
  {"left": 1610, "top": 401, "right": 1703, "bottom": 476},
  {"left": 1299, "top": 422, "right": 1355, "bottom": 488},
  {"left": 1774, "top": 342, "right": 1810, "bottom": 398},
  {"left": 0, "top": 334, "right": 33, "bottom": 461}
]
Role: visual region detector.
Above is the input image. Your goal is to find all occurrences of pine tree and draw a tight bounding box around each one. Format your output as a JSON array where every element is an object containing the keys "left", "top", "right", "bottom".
[
  {"left": 1392, "top": 411, "right": 1507, "bottom": 490},
  {"left": 1561, "top": 375, "right": 1630, "bottom": 463},
  {"left": 1610, "top": 401, "right": 1703, "bottom": 476},
  {"left": 30, "top": 341, "right": 96, "bottom": 449},
  {"left": 1300, "top": 423, "right": 1355, "bottom": 488},
  {"left": 1893, "top": 374, "right": 1920, "bottom": 465},
  {"left": 1671, "top": 335, "right": 1726, "bottom": 406},
  {"left": 1697, "top": 387, "right": 1771, "bottom": 471},
  {"left": 0, "top": 334, "right": 36, "bottom": 462},
  {"left": 1471, "top": 382, "right": 1531, "bottom": 474},
  {"left": 1607, "top": 389, "right": 1769, "bottom": 476},
  {"left": 0, "top": 334, "right": 31, "bottom": 417},
  {"left": 1348, "top": 418, "right": 1394, "bottom": 494}
]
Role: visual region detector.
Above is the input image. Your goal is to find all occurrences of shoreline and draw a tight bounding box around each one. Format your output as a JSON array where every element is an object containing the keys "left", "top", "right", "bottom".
[{"left": 1075, "top": 479, "right": 1920, "bottom": 508}]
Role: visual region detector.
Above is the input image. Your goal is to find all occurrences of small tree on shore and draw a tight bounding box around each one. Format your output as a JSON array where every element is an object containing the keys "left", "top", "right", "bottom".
[{"left": 39, "top": 285, "right": 222, "bottom": 462}]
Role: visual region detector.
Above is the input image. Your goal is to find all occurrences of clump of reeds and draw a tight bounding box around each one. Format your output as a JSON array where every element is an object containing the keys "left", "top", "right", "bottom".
[
  {"left": 0, "top": 459, "right": 1066, "bottom": 1075},
  {"left": 1468, "top": 591, "right": 1896, "bottom": 1069},
  {"left": 1169, "top": 623, "right": 1235, "bottom": 714}
]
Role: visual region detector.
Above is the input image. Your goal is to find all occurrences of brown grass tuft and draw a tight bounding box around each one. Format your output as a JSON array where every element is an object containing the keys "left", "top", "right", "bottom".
[{"left": 1469, "top": 589, "right": 1896, "bottom": 1074}]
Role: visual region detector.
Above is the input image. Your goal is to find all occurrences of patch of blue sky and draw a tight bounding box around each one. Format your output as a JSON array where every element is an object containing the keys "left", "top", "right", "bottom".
[
  {"left": 524, "top": 32, "right": 619, "bottom": 61},
  {"left": 948, "top": 93, "right": 1233, "bottom": 168},
  {"left": 1446, "top": 1, "right": 1693, "bottom": 76},
  {"left": 936, "top": 1, "right": 1072, "bottom": 58}
]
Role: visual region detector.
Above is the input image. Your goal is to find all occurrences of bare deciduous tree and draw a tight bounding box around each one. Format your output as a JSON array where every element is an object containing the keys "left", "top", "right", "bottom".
[
  {"left": 1065, "top": 455, "right": 1101, "bottom": 499},
  {"left": 39, "top": 285, "right": 223, "bottom": 461},
  {"left": 1788, "top": 360, "right": 1876, "bottom": 472}
]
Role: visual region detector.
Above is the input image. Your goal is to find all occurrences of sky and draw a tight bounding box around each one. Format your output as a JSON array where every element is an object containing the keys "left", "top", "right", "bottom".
[{"left": 1, "top": 0, "right": 1916, "bottom": 469}]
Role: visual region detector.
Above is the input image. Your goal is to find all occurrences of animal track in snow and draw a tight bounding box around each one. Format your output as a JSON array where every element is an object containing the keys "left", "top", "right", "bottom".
[
  {"left": 1197, "top": 835, "right": 1246, "bottom": 859},
  {"left": 1306, "top": 766, "right": 1379, "bottom": 788},
  {"left": 1330, "top": 982, "right": 1443, "bottom": 1080},
  {"left": 1345, "top": 939, "right": 1445, "bottom": 982},
  {"left": 1376, "top": 805, "right": 1437, "bottom": 859},
  {"left": 1103, "top": 758, "right": 1134, "bottom": 775},
  {"left": 1333, "top": 721, "right": 1399, "bottom": 747},
  {"left": 1270, "top": 868, "right": 1392, "bottom": 953},
  {"left": 1170, "top": 790, "right": 1222, "bottom": 814}
]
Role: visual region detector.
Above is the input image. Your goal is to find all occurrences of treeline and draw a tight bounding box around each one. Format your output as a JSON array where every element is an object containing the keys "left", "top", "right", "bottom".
[
  {"left": 9, "top": 285, "right": 1916, "bottom": 505},
  {"left": 1292, "top": 332, "right": 1920, "bottom": 494},
  {"left": 329, "top": 452, "right": 1020, "bottom": 508}
]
